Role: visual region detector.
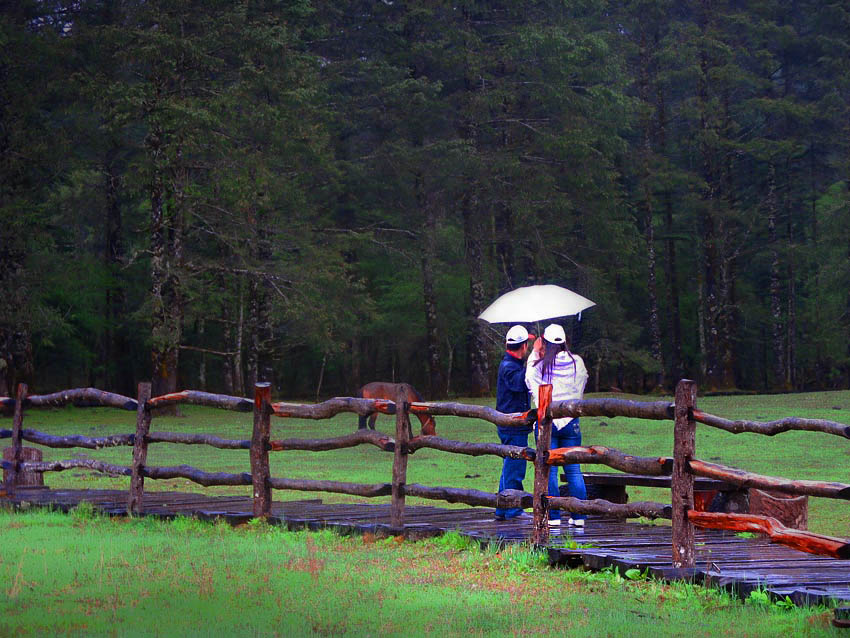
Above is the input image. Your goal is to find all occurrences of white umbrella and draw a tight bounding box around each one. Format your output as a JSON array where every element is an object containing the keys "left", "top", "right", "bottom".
[{"left": 478, "top": 284, "right": 595, "bottom": 324}]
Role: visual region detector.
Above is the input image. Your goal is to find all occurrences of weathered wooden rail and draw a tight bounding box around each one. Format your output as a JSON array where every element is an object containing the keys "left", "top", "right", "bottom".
[{"left": 2, "top": 379, "right": 850, "bottom": 574}]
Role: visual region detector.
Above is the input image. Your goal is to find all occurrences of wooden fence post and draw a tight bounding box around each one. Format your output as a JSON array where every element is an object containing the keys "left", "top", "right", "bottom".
[
  {"left": 532, "top": 384, "right": 553, "bottom": 545},
  {"left": 128, "top": 382, "right": 152, "bottom": 515},
  {"left": 390, "top": 385, "right": 411, "bottom": 532},
  {"left": 672, "top": 379, "right": 697, "bottom": 568},
  {"left": 251, "top": 382, "right": 272, "bottom": 518},
  {"left": 4, "top": 383, "right": 27, "bottom": 494}
]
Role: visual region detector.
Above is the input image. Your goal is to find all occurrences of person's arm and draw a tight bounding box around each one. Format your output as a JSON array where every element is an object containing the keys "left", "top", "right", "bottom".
[
  {"left": 574, "top": 355, "right": 589, "bottom": 397},
  {"left": 501, "top": 361, "right": 528, "bottom": 394}
]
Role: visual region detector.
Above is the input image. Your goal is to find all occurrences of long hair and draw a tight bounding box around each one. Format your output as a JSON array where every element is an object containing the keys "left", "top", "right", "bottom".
[{"left": 534, "top": 335, "right": 576, "bottom": 383}]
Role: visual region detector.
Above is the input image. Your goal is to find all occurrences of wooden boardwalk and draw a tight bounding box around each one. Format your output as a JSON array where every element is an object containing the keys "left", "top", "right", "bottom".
[{"left": 4, "top": 486, "right": 849, "bottom": 608}]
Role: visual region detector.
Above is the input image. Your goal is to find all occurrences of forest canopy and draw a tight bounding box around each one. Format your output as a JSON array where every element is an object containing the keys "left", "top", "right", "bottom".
[{"left": 1, "top": 0, "right": 849, "bottom": 399}]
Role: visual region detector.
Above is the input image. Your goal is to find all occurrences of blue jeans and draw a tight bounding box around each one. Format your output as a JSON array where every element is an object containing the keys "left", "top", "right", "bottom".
[
  {"left": 535, "top": 419, "right": 587, "bottom": 521},
  {"left": 494, "top": 429, "right": 530, "bottom": 519}
]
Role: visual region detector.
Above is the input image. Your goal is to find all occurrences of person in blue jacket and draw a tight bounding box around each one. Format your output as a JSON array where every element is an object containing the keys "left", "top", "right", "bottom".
[{"left": 493, "top": 325, "right": 534, "bottom": 520}]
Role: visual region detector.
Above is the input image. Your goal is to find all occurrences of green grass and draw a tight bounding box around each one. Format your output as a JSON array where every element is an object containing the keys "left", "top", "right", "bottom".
[
  {"left": 12, "top": 390, "right": 850, "bottom": 536},
  {"left": 0, "top": 509, "right": 842, "bottom": 638},
  {"left": 3, "top": 392, "right": 849, "bottom": 636}
]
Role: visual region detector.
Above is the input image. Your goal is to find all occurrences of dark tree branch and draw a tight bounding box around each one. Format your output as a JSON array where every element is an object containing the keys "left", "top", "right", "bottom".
[
  {"left": 688, "top": 459, "right": 850, "bottom": 499},
  {"left": 22, "top": 429, "right": 134, "bottom": 449},
  {"left": 693, "top": 410, "right": 850, "bottom": 438},
  {"left": 689, "top": 511, "right": 850, "bottom": 559},
  {"left": 547, "top": 496, "right": 672, "bottom": 520},
  {"left": 273, "top": 397, "right": 395, "bottom": 419},
  {"left": 410, "top": 402, "right": 535, "bottom": 428},
  {"left": 147, "top": 390, "right": 252, "bottom": 412},
  {"left": 269, "top": 477, "right": 392, "bottom": 497},
  {"left": 148, "top": 432, "right": 250, "bottom": 449},
  {"left": 546, "top": 445, "right": 673, "bottom": 475},
  {"left": 270, "top": 430, "right": 395, "bottom": 452},
  {"left": 408, "top": 435, "right": 535, "bottom": 460}
]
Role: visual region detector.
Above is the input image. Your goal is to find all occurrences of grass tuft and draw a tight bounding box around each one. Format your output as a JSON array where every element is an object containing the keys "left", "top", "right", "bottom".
[
  {"left": 429, "top": 529, "right": 479, "bottom": 552},
  {"left": 70, "top": 500, "right": 98, "bottom": 523}
]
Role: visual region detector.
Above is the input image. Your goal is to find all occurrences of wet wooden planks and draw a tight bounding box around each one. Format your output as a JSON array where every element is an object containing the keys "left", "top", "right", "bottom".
[
  {"left": 3, "top": 487, "right": 848, "bottom": 607},
  {"left": 545, "top": 521, "right": 850, "bottom": 606}
]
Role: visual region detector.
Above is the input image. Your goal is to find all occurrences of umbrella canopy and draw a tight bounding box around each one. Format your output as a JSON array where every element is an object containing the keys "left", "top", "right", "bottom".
[{"left": 478, "top": 284, "right": 595, "bottom": 324}]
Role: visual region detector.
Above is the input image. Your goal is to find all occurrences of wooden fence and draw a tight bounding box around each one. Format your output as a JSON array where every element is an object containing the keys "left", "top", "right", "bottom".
[{"left": 2, "top": 379, "right": 849, "bottom": 565}]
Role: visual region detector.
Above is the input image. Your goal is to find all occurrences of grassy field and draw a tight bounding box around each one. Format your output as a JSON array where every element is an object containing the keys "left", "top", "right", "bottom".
[
  {"left": 10, "top": 389, "right": 850, "bottom": 536},
  {"left": 2, "top": 390, "right": 849, "bottom": 636},
  {"left": 0, "top": 508, "right": 843, "bottom": 637}
]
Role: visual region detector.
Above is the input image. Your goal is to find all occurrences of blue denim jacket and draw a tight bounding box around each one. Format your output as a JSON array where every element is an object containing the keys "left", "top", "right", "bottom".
[{"left": 496, "top": 352, "right": 531, "bottom": 434}]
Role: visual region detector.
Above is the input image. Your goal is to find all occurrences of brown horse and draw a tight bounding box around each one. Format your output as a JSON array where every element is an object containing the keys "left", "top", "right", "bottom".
[{"left": 356, "top": 382, "right": 436, "bottom": 436}]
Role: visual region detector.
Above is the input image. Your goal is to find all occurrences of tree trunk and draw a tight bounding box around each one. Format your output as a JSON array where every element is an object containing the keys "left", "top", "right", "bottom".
[
  {"left": 696, "top": 7, "right": 722, "bottom": 390},
  {"left": 698, "top": 211, "right": 721, "bottom": 388},
  {"left": 463, "top": 194, "right": 490, "bottom": 397},
  {"left": 197, "top": 318, "right": 206, "bottom": 391},
  {"left": 656, "top": 85, "right": 683, "bottom": 383},
  {"left": 246, "top": 282, "right": 258, "bottom": 391},
  {"left": 716, "top": 90, "right": 737, "bottom": 390},
  {"left": 421, "top": 198, "right": 446, "bottom": 399},
  {"left": 786, "top": 205, "right": 796, "bottom": 389},
  {"left": 638, "top": 32, "right": 664, "bottom": 391},
  {"left": 234, "top": 280, "right": 245, "bottom": 395},
  {"left": 495, "top": 204, "right": 515, "bottom": 288},
  {"left": 102, "top": 161, "right": 128, "bottom": 393},
  {"left": 767, "top": 164, "right": 785, "bottom": 389},
  {"left": 247, "top": 273, "right": 274, "bottom": 388},
  {"left": 350, "top": 336, "right": 361, "bottom": 394},
  {"left": 149, "top": 126, "right": 182, "bottom": 412},
  {"left": 222, "top": 294, "right": 234, "bottom": 395},
  {"left": 717, "top": 240, "right": 738, "bottom": 389},
  {"left": 846, "top": 140, "right": 850, "bottom": 386}
]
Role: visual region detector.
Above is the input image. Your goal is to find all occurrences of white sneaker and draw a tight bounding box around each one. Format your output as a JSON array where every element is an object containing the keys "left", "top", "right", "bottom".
[
  {"left": 568, "top": 518, "right": 585, "bottom": 528},
  {"left": 549, "top": 519, "right": 561, "bottom": 526}
]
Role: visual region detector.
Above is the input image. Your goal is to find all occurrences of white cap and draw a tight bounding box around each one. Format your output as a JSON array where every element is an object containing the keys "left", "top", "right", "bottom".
[
  {"left": 543, "top": 324, "right": 566, "bottom": 344},
  {"left": 505, "top": 325, "right": 530, "bottom": 345}
]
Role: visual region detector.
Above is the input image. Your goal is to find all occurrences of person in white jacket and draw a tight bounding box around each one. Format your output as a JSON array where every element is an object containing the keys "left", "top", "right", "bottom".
[{"left": 525, "top": 323, "right": 588, "bottom": 527}]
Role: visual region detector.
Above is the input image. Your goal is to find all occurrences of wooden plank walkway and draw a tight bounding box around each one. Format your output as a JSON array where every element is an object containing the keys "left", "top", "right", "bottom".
[{"left": 4, "top": 487, "right": 849, "bottom": 608}]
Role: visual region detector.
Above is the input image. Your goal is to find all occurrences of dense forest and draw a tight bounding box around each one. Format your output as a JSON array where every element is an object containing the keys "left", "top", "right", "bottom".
[{"left": 1, "top": 1, "right": 849, "bottom": 400}]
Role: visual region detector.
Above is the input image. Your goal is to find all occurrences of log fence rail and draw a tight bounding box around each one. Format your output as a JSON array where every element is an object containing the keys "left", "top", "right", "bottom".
[{"left": 2, "top": 379, "right": 849, "bottom": 564}]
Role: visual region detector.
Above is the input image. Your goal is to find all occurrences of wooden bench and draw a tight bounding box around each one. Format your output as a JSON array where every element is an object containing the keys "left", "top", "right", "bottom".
[{"left": 562, "top": 471, "right": 808, "bottom": 528}]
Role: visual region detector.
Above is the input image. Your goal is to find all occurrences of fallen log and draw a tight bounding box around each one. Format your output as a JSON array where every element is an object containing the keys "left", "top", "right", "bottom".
[
  {"left": 549, "top": 398, "right": 674, "bottom": 421},
  {"left": 17, "top": 458, "right": 132, "bottom": 476},
  {"left": 272, "top": 397, "right": 395, "bottom": 419},
  {"left": 688, "top": 511, "right": 850, "bottom": 559},
  {"left": 269, "top": 429, "right": 395, "bottom": 452},
  {"left": 404, "top": 483, "right": 532, "bottom": 509},
  {"left": 147, "top": 432, "right": 250, "bottom": 449},
  {"left": 408, "top": 402, "right": 535, "bottom": 428},
  {"left": 407, "top": 435, "right": 536, "bottom": 461},
  {"left": 147, "top": 390, "right": 252, "bottom": 412},
  {"left": 16, "top": 458, "right": 257, "bottom": 489},
  {"left": 269, "top": 477, "right": 392, "bottom": 497},
  {"left": 144, "top": 465, "right": 252, "bottom": 487},
  {"left": 546, "top": 445, "right": 673, "bottom": 475},
  {"left": 1, "top": 388, "right": 138, "bottom": 412},
  {"left": 688, "top": 459, "right": 850, "bottom": 500},
  {"left": 547, "top": 495, "right": 672, "bottom": 519},
  {"left": 693, "top": 410, "right": 850, "bottom": 439},
  {"left": 20, "top": 429, "right": 134, "bottom": 449}
]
